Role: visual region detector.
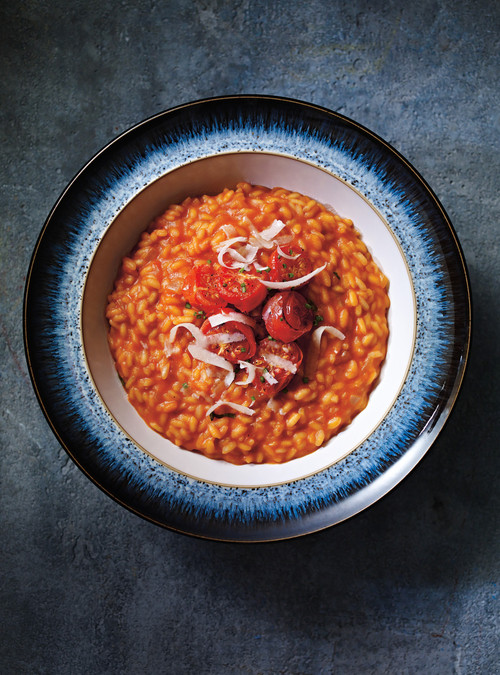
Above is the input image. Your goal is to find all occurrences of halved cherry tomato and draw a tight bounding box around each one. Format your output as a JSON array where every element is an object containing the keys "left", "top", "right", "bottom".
[
  {"left": 251, "top": 338, "right": 303, "bottom": 396},
  {"left": 262, "top": 291, "right": 313, "bottom": 342},
  {"left": 183, "top": 264, "right": 227, "bottom": 313},
  {"left": 269, "top": 245, "right": 313, "bottom": 286},
  {"left": 217, "top": 268, "right": 268, "bottom": 313},
  {"left": 201, "top": 317, "right": 257, "bottom": 364}
]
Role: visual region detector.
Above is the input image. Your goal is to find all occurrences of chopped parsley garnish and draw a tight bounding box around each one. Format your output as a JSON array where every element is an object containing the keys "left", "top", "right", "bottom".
[
  {"left": 305, "top": 299, "right": 317, "bottom": 311},
  {"left": 182, "top": 382, "right": 188, "bottom": 389},
  {"left": 260, "top": 375, "right": 266, "bottom": 383},
  {"left": 241, "top": 283, "right": 247, "bottom": 293},
  {"left": 194, "top": 310, "right": 205, "bottom": 318},
  {"left": 333, "top": 271, "right": 341, "bottom": 280},
  {"left": 288, "top": 272, "right": 295, "bottom": 278},
  {"left": 302, "top": 376, "right": 309, "bottom": 384},
  {"left": 240, "top": 346, "right": 246, "bottom": 353},
  {"left": 185, "top": 302, "right": 192, "bottom": 309},
  {"left": 251, "top": 396, "right": 256, "bottom": 401},
  {"left": 313, "top": 315, "right": 324, "bottom": 326}
]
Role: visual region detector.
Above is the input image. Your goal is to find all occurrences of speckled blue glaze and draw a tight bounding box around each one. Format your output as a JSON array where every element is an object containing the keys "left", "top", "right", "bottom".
[{"left": 25, "top": 96, "right": 470, "bottom": 540}]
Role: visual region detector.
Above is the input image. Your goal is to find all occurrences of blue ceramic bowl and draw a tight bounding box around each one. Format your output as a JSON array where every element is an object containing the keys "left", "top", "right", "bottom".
[{"left": 24, "top": 96, "right": 471, "bottom": 541}]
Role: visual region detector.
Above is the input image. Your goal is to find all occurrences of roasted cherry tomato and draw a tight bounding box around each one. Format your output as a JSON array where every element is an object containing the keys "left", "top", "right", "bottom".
[
  {"left": 217, "top": 269, "right": 268, "bottom": 313},
  {"left": 201, "top": 317, "right": 257, "bottom": 364},
  {"left": 269, "top": 245, "right": 313, "bottom": 286},
  {"left": 184, "top": 264, "right": 227, "bottom": 313},
  {"left": 251, "top": 338, "right": 303, "bottom": 397},
  {"left": 247, "top": 305, "right": 269, "bottom": 340},
  {"left": 262, "top": 291, "right": 313, "bottom": 343}
]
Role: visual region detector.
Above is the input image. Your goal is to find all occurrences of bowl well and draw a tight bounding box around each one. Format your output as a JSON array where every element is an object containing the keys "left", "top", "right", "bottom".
[{"left": 82, "top": 151, "right": 415, "bottom": 488}]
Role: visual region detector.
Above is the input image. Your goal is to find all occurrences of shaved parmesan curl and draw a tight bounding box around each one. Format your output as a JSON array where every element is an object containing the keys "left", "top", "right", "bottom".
[
  {"left": 169, "top": 323, "right": 208, "bottom": 348},
  {"left": 248, "top": 219, "right": 290, "bottom": 250},
  {"left": 260, "top": 263, "right": 327, "bottom": 289},
  {"left": 205, "top": 332, "right": 246, "bottom": 346},
  {"left": 220, "top": 223, "right": 236, "bottom": 237},
  {"left": 214, "top": 236, "right": 247, "bottom": 252},
  {"left": 305, "top": 325, "right": 346, "bottom": 378},
  {"left": 206, "top": 400, "right": 256, "bottom": 417},
  {"left": 262, "top": 352, "right": 298, "bottom": 374},
  {"left": 208, "top": 311, "right": 256, "bottom": 328},
  {"left": 187, "top": 343, "right": 234, "bottom": 384},
  {"left": 262, "top": 369, "right": 278, "bottom": 385},
  {"left": 216, "top": 237, "right": 247, "bottom": 268},
  {"left": 276, "top": 244, "right": 300, "bottom": 260},
  {"left": 259, "top": 219, "right": 287, "bottom": 241},
  {"left": 313, "top": 325, "right": 345, "bottom": 342},
  {"left": 237, "top": 361, "right": 257, "bottom": 385},
  {"left": 215, "top": 237, "right": 259, "bottom": 270}
]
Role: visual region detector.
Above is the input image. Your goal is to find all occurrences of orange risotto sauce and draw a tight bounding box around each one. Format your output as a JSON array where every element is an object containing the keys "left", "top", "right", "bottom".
[{"left": 106, "top": 183, "right": 389, "bottom": 464}]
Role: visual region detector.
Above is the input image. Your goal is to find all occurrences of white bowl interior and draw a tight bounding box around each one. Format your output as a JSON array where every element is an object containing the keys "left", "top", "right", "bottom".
[{"left": 82, "top": 152, "right": 416, "bottom": 487}]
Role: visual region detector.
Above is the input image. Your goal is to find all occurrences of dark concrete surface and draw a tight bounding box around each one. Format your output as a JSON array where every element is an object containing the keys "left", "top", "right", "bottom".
[{"left": 1, "top": 1, "right": 498, "bottom": 673}]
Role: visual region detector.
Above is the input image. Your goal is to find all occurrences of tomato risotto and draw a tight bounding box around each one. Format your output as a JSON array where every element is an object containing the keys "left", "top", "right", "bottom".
[{"left": 106, "top": 183, "right": 389, "bottom": 465}]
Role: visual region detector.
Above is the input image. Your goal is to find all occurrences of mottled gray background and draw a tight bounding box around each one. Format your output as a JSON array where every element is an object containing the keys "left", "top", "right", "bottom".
[{"left": 1, "top": 1, "right": 498, "bottom": 673}]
